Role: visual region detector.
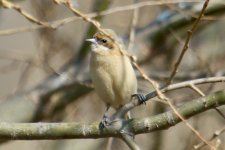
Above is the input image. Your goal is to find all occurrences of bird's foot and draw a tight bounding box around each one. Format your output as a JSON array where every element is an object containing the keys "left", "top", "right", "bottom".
[
  {"left": 132, "top": 94, "right": 147, "bottom": 105},
  {"left": 100, "top": 113, "right": 135, "bottom": 139},
  {"left": 99, "top": 114, "right": 112, "bottom": 128}
]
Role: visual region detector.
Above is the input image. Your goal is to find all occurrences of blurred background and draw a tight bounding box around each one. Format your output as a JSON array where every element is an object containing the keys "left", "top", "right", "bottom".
[{"left": 0, "top": 0, "right": 225, "bottom": 149}]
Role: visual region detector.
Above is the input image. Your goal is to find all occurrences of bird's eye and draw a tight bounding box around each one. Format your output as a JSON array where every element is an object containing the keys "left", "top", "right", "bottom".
[{"left": 101, "top": 39, "right": 107, "bottom": 43}]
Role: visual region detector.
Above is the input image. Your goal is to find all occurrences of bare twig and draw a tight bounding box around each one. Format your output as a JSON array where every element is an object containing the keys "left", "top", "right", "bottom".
[
  {"left": 189, "top": 83, "right": 225, "bottom": 121},
  {"left": 106, "top": 138, "right": 113, "bottom": 150},
  {"left": 157, "top": 76, "right": 225, "bottom": 98},
  {"left": 167, "top": 97, "right": 214, "bottom": 149},
  {"left": 121, "top": 134, "right": 141, "bottom": 150},
  {"left": 194, "top": 127, "right": 225, "bottom": 149},
  {"left": 1, "top": 0, "right": 52, "bottom": 28},
  {"left": 166, "top": 0, "right": 210, "bottom": 85},
  {"left": 189, "top": 83, "right": 205, "bottom": 96}
]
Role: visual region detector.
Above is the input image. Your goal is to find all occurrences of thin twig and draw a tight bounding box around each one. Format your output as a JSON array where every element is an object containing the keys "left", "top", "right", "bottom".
[
  {"left": 194, "top": 127, "right": 225, "bottom": 149},
  {"left": 1, "top": 0, "right": 52, "bottom": 28},
  {"left": 121, "top": 134, "right": 141, "bottom": 150},
  {"left": 158, "top": 76, "right": 225, "bottom": 97},
  {"left": 185, "top": 82, "right": 225, "bottom": 149},
  {"left": 189, "top": 83, "right": 225, "bottom": 120},
  {"left": 189, "top": 83, "right": 205, "bottom": 96},
  {"left": 166, "top": 97, "right": 214, "bottom": 149},
  {"left": 168, "top": 28, "right": 213, "bottom": 75},
  {"left": 166, "top": 0, "right": 210, "bottom": 85},
  {"left": 106, "top": 138, "right": 113, "bottom": 150},
  {"left": 158, "top": 83, "right": 214, "bottom": 149}
]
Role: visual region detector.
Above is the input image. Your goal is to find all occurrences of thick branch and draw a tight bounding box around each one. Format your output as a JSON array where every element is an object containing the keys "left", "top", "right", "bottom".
[{"left": 0, "top": 90, "right": 224, "bottom": 140}]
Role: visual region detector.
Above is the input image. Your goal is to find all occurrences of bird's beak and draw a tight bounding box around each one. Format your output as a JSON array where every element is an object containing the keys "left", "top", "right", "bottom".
[{"left": 86, "top": 38, "right": 97, "bottom": 44}]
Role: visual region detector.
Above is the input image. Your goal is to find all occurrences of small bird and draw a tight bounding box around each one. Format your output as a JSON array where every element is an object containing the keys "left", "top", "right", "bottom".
[{"left": 87, "top": 29, "right": 138, "bottom": 123}]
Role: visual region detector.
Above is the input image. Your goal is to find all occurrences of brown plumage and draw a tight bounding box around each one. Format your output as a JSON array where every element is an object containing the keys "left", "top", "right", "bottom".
[{"left": 88, "top": 29, "right": 137, "bottom": 110}]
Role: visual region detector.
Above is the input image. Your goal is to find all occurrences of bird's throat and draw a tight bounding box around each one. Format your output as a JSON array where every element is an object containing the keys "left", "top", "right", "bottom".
[{"left": 91, "top": 44, "right": 110, "bottom": 52}]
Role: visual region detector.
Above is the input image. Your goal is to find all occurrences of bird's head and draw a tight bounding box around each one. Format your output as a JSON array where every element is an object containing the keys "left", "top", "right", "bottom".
[{"left": 86, "top": 29, "right": 120, "bottom": 51}]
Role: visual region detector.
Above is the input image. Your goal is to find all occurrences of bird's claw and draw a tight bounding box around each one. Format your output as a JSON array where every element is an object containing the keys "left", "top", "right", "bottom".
[
  {"left": 132, "top": 94, "right": 147, "bottom": 105},
  {"left": 99, "top": 114, "right": 112, "bottom": 128}
]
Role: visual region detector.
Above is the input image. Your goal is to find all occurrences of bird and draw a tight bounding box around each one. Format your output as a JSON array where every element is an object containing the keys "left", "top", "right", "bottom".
[{"left": 86, "top": 29, "right": 139, "bottom": 125}]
